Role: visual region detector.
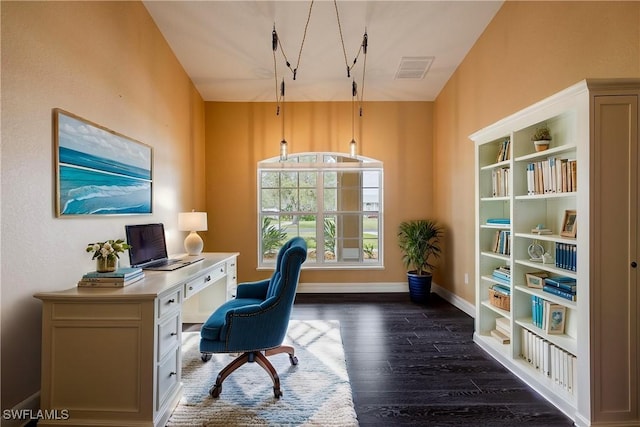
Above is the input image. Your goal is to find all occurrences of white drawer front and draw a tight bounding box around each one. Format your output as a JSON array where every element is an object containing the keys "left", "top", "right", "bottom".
[
  {"left": 156, "top": 346, "right": 180, "bottom": 410},
  {"left": 157, "top": 314, "right": 180, "bottom": 362},
  {"left": 184, "top": 265, "right": 226, "bottom": 299},
  {"left": 158, "top": 290, "right": 181, "bottom": 319}
]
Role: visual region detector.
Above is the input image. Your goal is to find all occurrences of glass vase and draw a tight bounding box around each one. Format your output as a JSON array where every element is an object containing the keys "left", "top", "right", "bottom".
[{"left": 96, "top": 257, "right": 118, "bottom": 273}]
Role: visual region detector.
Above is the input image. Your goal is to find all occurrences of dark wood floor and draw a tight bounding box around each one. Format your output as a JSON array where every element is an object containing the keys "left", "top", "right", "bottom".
[{"left": 288, "top": 293, "right": 575, "bottom": 427}]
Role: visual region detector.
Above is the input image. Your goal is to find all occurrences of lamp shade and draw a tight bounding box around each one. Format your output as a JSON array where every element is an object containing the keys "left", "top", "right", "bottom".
[{"left": 178, "top": 211, "right": 208, "bottom": 232}]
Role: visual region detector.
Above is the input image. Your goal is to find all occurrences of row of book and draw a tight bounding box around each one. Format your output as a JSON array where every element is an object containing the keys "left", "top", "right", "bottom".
[
  {"left": 531, "top": 295, "right": 567, "bottom": 334},
  {"left": 78, "top": 267, "right": 144, "bottom": 288},
  {"left": 522, "top": 328, "right": 577, "bottom": 394},
  {"left": 555, "top": 243, "right": 577, "bottom": 271},
  {"left": 495, "top": 138, "right": 511, "bottom": 163},
  {"left": 543, "top": 276, "right": 577, "bottom": 302},
  {"left": 491, "top": 230, "right": 511, "bottom": 255},
  {"left": 525, "top": 157, "right": 577, "bottom": 196},
  {"left": 491, "top": 167, "right": 510, "bottom": 197}
]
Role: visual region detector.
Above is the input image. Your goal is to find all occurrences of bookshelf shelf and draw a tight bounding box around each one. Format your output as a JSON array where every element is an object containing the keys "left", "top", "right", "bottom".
[{"left": 472, "top": 80, "right": 640, "bottom": 425}]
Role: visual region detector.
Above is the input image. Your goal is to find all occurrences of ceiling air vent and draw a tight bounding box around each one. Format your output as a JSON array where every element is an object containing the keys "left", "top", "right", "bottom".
[{"left": 394, "top": 56, "right": 434, "bottom": 80}]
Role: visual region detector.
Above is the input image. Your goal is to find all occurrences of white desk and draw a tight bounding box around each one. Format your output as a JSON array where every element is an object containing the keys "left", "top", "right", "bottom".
[{"left": 34, "top": 252, "right": 238, "bottom": 427}]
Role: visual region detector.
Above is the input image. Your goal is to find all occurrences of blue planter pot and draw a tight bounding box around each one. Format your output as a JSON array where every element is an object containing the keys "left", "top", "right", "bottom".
[{"left": 407, "top": 272, "right": 432, "bottom": 304}]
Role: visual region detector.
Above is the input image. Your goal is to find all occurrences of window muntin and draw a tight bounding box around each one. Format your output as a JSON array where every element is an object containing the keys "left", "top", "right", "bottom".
[{"left": 258, "top": 153, "right": 383, "bottom": 268}]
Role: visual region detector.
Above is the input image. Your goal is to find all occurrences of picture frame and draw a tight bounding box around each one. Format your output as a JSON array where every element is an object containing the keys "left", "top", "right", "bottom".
[
  {"left": 54, "top": 109, "right": 153, "bottom": 216},
  {"left": 546, "top": 304, "right": 567, "bottom": 334},
  {"left": 525, "top": 271, "right": 549, "bottom": 289},
  {"left": 560, "top": 209, "right": 577, "bottom": 238}
]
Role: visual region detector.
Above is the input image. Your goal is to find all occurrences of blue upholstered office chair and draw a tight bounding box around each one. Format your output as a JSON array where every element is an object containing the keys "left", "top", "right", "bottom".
[{"left": 199, "top": 237, "right": 307, "bottom": 398}]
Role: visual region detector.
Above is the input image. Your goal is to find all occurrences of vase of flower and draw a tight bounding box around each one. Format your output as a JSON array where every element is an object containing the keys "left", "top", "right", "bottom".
[{"left": 87, "top": 239, "right": 131, "bottom": 273}]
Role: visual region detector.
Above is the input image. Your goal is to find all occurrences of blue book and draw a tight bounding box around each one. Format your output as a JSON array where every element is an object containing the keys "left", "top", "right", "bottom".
[
  {"left": 83, "top": 267, "right": 143, "bottom": 280},
  {"left": 492, "top": 284, "right": 511, "bottom": 296},
  {"left": 545, "top": 276, "right": 577, "bottom": 292},
  {"left": 543, "top": 285, "right": 577, "bottom": 301}
]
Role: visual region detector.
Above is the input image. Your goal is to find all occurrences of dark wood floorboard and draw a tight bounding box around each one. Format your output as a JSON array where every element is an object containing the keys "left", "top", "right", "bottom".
[
  {"left": 290, "top": 293, "right": 574, "bottom": 427},
  {"left": 186, "top": 292, "right": 575, "bottom": 426}
]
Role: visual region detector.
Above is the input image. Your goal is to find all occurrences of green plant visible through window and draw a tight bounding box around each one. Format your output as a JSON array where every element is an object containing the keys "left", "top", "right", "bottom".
[
  {"left": 324, "top": 218, "right": 336, "bottom": 256},
  {"left": 261, "top": 217, "right": 287, "bottom": 257}
]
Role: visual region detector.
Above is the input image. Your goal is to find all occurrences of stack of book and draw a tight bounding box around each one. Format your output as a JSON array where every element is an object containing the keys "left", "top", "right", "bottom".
[
  {"left": 543, "top": 276, "right": 577, "bottom": 301},
  {"left": 492, "top": 265, "right": 511, "bottom": 285},
  {"left": 491, "top": 316, "right": 511, "bottom": 344},
  {"left": 78, "top": 267, "right": 144, "bottom": 288}
]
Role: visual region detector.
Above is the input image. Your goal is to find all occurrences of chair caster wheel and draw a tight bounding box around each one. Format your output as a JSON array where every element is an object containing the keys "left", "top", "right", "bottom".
[
  {"left": 289, "top": 355, "right": 298, "bottom": 365},
  {"left": 210, "top": 384, "right": 221, "bottom": 398},
  {"left": 201, "top": 353, "right": 212, "bottom": 362},
  {"left": 273, "top": 387, "right": 283, "bottom": 398}
]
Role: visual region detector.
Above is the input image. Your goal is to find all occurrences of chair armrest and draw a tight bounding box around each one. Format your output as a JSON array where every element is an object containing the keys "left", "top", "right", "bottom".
[{"left": 236, "top": 279, "right": 269, "bottom": 299}]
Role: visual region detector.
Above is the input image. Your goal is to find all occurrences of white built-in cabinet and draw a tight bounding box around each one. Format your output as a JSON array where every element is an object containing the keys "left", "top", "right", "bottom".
[{"left": 471, "top": 79, "right": 640, "bottom": 427}]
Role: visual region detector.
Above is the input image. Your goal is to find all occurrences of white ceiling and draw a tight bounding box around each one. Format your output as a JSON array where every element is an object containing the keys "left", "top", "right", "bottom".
[{"left": 144, "top": 1, "right": 503, "bottom": 102}]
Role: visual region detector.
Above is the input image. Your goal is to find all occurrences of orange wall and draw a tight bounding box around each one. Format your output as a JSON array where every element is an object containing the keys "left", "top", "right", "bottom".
[
  {"left": 434, "top": 1, "right": 640, "bottom": 304},
  {"left": 203, "top": 101, "right": 436, "bottom": 285}
]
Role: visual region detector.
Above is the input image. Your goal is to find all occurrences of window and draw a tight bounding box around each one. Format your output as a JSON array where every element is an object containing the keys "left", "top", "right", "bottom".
[{"left": 258, "top": 153, "right": 383, "bottom": 268}]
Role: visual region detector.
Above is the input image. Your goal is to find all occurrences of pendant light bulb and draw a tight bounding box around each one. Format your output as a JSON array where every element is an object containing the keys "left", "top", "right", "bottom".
[
  {"left": 350, "top": 139, "right": 357, "bottom": 157},
  {"left": 280, "top": 139, "right": 288, "bottom": 161}
]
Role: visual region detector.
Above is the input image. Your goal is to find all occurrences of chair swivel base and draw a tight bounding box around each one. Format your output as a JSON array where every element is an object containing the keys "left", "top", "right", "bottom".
[{"left": 204, "top": 345, "right": 297, "bottom": 399}]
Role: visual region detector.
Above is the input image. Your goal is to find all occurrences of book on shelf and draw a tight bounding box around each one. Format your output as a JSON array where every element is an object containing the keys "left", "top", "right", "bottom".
[
  {"left": 492, "top": 230, "right": 511, "bottom": 255},
  {"left": 555, "top": 243, "right": 577, "bottom": 271},
  {"left": 496, "top": 138, "right": 511, "bottom": 163},
  {"left": 495, "top": 317, "right": 511, "bottom": 337},
  {"left": 491, "top": 284, "right": 511, "bottom": 296},
  {"left": 491, "top": 329, "right": 510, "bottom": 344},
  {"left": 543, "top": 284, "right": 577, "bottom": 301},
  {"left": 82, "top": 267, "right": 143, "bottom": 280},
  {"left": 486, "top": 218, "right": 510, "bottom": 225},
  {"left": 491, "top": 167, "right": 510, "bottom": 197},
  {"left": 544, "top": 276, "right": 577, "bottom": 292},
  {"left": 520, "top": 328, "right": 576, "bottom": 393},
  {"left": 491, "top": 266, "right": 511, "bottom": 284},
  {"left": 526, "top": 157, "right": 577, "bottom": 195}
]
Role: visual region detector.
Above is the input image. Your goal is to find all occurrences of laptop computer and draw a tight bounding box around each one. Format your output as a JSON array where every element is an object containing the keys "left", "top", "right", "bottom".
[{"left": 125, "top": 223, "right": 203, "bottom": 271}]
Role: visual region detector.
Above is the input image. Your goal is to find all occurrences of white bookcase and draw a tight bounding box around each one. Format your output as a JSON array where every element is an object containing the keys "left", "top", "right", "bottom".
[{"left": 471, "top": 79, "right": 640, "bottom": 426}]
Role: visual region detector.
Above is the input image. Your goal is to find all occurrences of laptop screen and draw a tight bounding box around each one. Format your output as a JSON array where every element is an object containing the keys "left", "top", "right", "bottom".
[{"left": 125, "top": 223, "right": 169, "bottom": 267}]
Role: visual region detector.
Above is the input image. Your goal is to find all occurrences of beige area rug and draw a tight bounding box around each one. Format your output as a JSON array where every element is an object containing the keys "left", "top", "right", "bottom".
[{"left": 167, "top": 320, "right": 359, "bottom": 426}]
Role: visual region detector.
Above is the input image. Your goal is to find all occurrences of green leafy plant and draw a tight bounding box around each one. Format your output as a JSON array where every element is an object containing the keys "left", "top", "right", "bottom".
[
  {"left": 363, "top": 243, "right": 375, "bottom": 259},
  {"left": 531, "top": 125, "right": 552, "bottom": 141},
  {"left": 86, "top": 239, "right": 131, "bottom": 260},
  {"left": 398, "top": 220, "right": 444, "bottom": 276},
  {"left": 324, "top": 218, "right": 336, "bottom": 255},
  {"left": 261, "top": 217, "right": 288, "bottom": 255}
]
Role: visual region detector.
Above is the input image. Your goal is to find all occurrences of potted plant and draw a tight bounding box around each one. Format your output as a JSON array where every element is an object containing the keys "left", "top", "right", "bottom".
[
  {"left": 531, "top": 125, "right": 552, "bottom": 152},
  {"left": 398, "top": 219, "right": 444, "bottom": 304}
]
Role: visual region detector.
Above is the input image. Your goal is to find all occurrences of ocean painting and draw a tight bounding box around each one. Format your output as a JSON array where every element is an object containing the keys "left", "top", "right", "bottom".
[{"left": 55, "top": 109, "right": 152, "bottom": 216}]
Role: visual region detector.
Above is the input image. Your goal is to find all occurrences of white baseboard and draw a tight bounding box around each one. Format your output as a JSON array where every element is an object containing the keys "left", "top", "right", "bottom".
[
  {"left": 296, "top": 281, "right": 476, "bottom": 319},
  {"left": 2, "top": 391, "right": 40, "bottom": 427}
]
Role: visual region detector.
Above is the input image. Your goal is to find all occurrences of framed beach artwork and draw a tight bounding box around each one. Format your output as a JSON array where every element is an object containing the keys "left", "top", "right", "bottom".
[{"left": 54, "top": 109, "right": 153, "bottom": 216}]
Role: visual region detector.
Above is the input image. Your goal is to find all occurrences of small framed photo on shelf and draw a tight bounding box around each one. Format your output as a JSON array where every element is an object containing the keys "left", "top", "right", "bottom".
[
  {"left": 560, "top": 209, "right": 577, "bottom": 238},
  {"left": 525, "top": 271, "right": 549, "bottom": 289},
  {"left": 546, "top": 304, "right": 567, "bottom": 334}
]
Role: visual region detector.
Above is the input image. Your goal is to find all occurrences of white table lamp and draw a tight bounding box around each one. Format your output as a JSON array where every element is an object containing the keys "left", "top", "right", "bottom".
[{"left": 178, "top": 211, "right": 208, "bottom": 255}]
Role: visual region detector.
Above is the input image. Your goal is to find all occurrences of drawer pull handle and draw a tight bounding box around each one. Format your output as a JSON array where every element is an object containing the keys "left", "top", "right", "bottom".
[
  {"left": 167, "top": 299, "right": 175, "bottom": 304},
  {"left": 189, "top": 286, "right": 193, "bottom": 290},
  {"left": 170, "top": 332, "right": 177, "bottom": 336},
  {"left": 205, "top": 275, "right": 211, "bottom": 282},
  {"left": 169, "top": 372, "right": 177, "bottom": 377}
]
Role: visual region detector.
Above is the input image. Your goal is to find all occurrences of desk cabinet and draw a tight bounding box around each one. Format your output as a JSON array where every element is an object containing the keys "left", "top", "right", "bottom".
[{"left": 35, "top": 252, "right": 238, "bottom": 427}]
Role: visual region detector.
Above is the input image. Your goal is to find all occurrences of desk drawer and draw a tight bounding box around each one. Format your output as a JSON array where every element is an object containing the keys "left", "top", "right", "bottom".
[
  {"left": 156, "top": 346, "right": 180, "bottom": 411},
  {"left": 158, "top": 289, "right": 181, "bottom": 319},
  {"left": 157, "top": 313, "right": 180, "bottom": 361},
  {"left": 184, "top": 265, "right": 225, "bottom": 299}
]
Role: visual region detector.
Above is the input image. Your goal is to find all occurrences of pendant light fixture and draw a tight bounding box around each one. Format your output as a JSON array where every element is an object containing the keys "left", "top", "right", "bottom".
[{"left": 271, "top": 0, "right": 369, "bottom": 159}]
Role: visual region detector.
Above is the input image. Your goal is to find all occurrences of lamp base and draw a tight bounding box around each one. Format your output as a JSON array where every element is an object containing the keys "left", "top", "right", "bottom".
[{"left": 184, "top": 231, "right": 204, "bottom": 256}]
